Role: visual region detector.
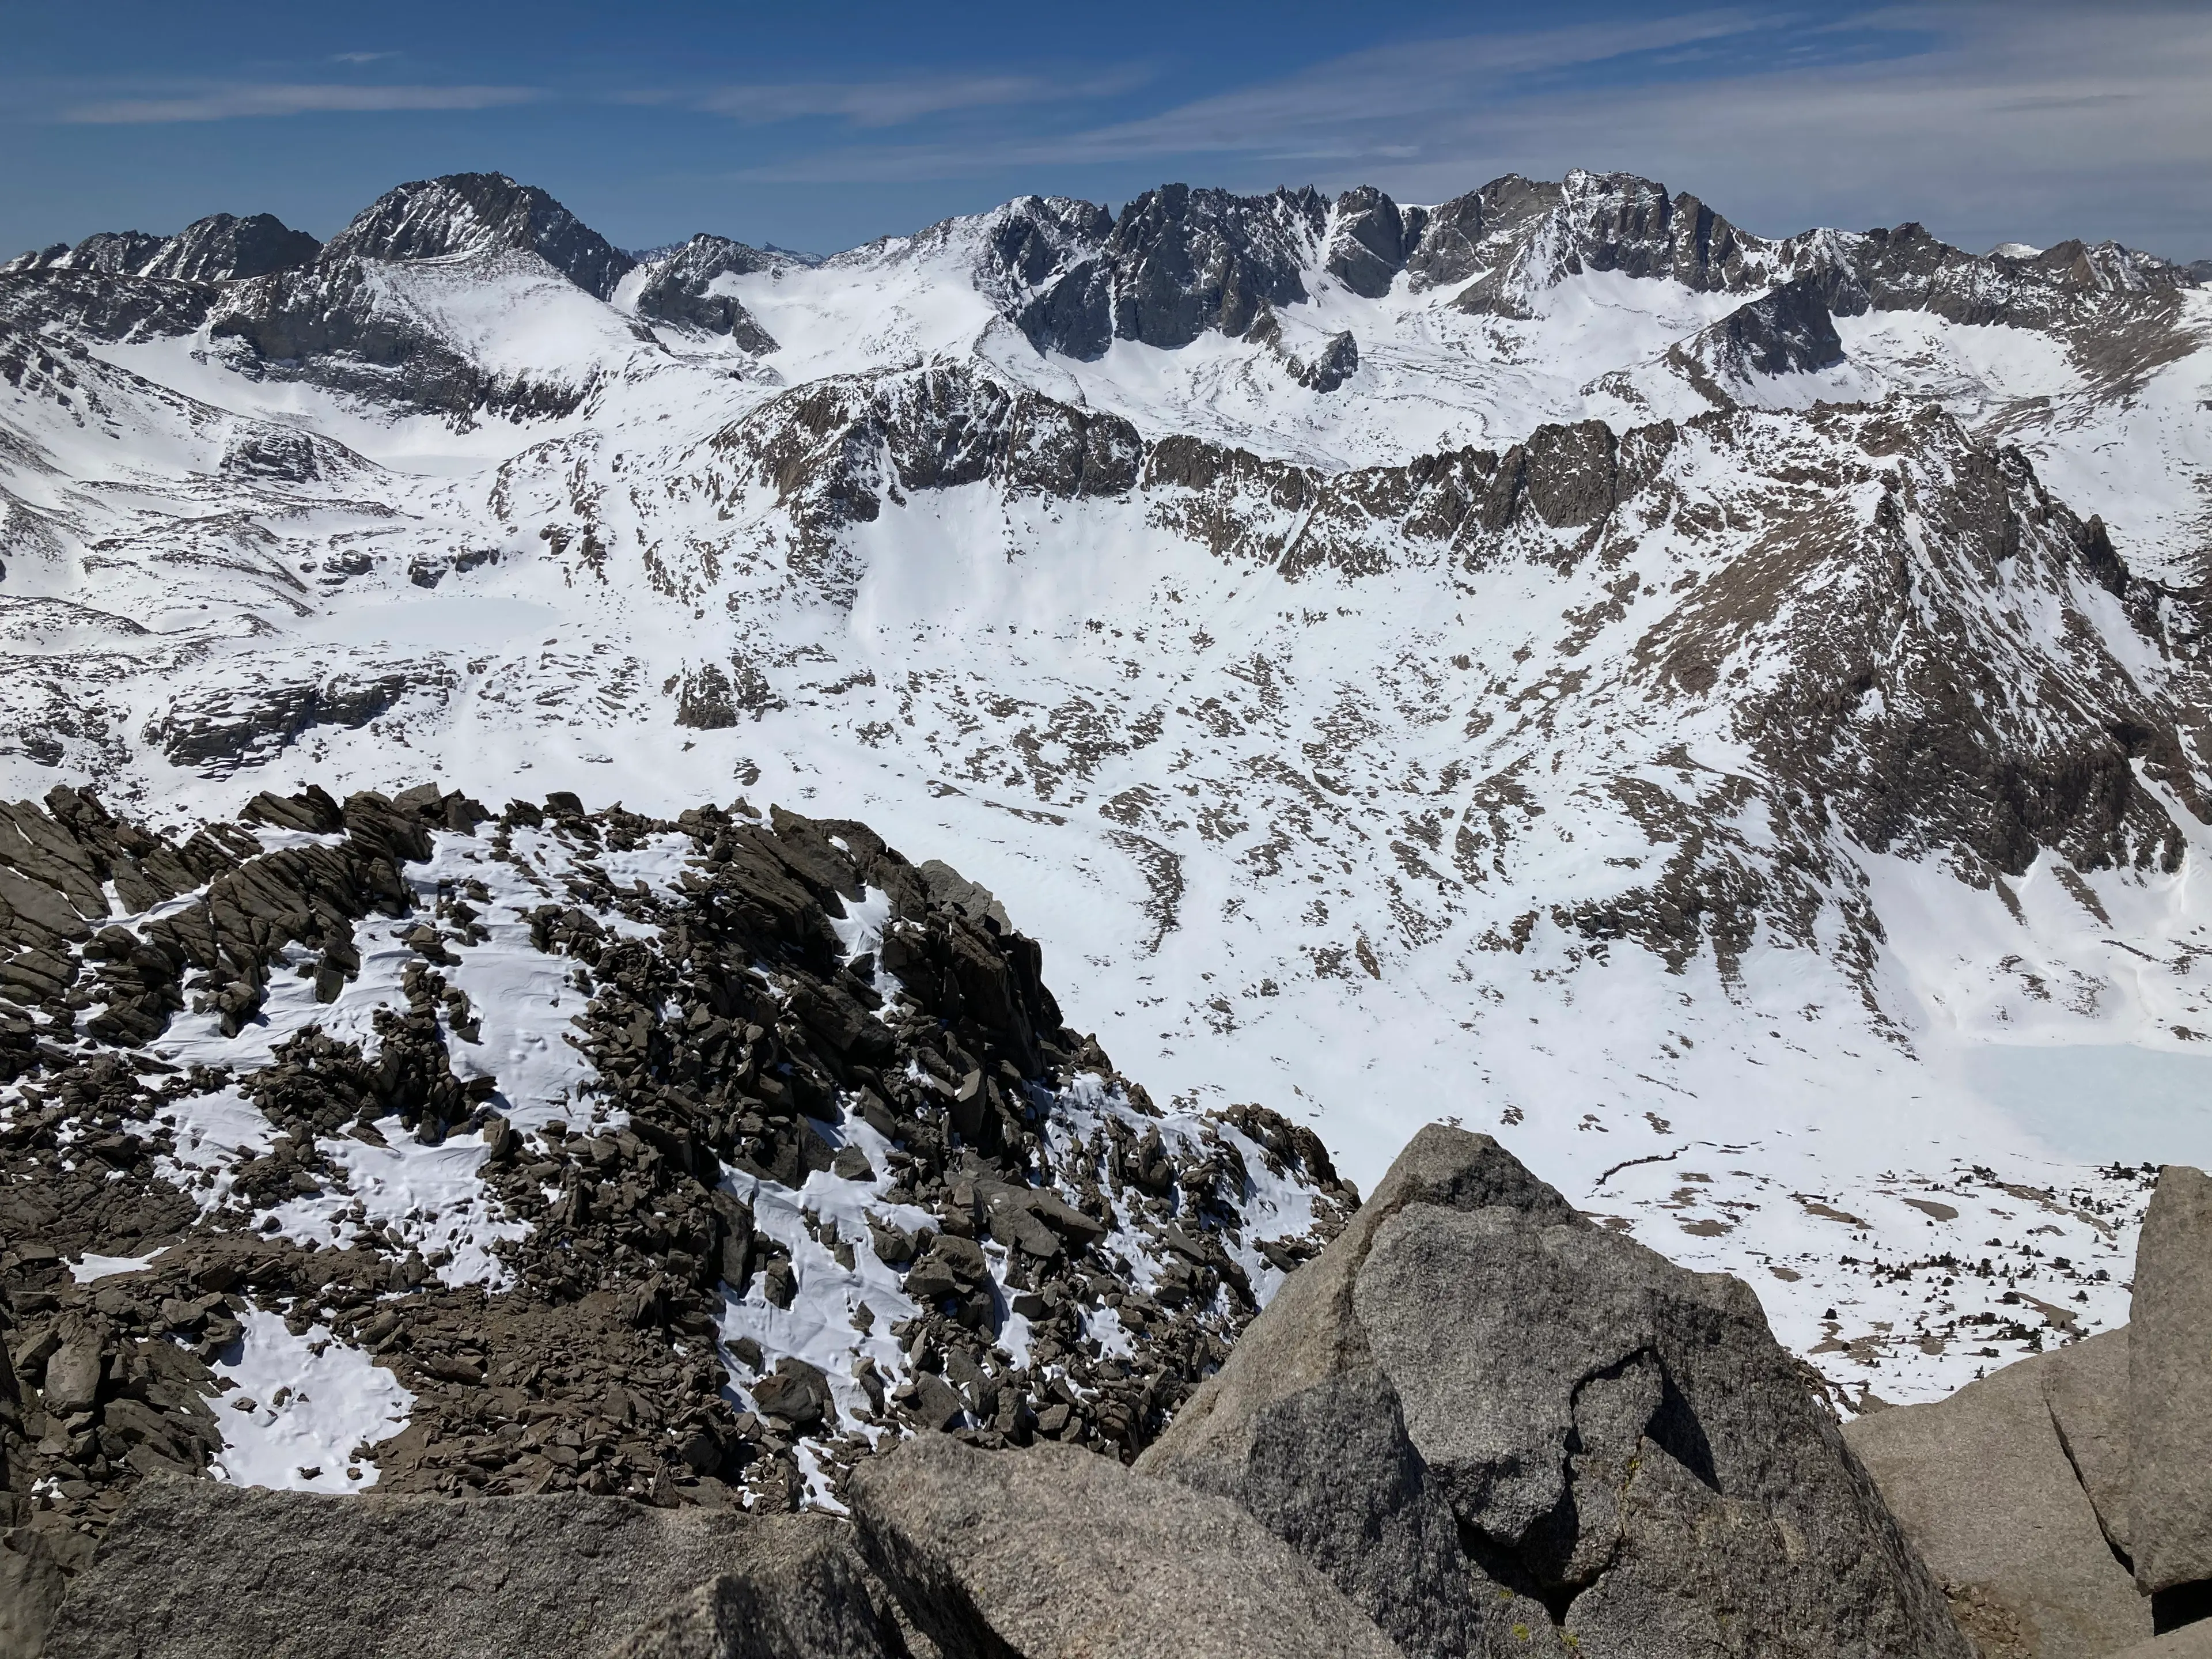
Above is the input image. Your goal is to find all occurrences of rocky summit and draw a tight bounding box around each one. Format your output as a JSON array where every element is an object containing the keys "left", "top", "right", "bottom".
[{"left": 2, "top": 157, "right": 2210, "bottom": 1654}]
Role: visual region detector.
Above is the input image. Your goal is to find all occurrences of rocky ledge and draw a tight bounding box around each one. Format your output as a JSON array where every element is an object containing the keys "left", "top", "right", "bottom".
[{"left": 0, "top": 783, "right": 1351, "bottom": 1628}]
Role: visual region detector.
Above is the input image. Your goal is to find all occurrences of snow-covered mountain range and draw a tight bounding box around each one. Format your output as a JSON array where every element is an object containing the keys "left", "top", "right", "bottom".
[{"left": 6, "top": 166, "right": 2211, "bottom": 1411}]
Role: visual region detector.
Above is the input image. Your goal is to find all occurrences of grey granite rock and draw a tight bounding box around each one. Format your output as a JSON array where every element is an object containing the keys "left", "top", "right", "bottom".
[
  {"left": 1143, "top": 1124, "right": 1968, "bottom": 1658},
  {"left": 2041, "top": 1327, "right": 2133, "bottom": 1558},
  {"left": 601, "top": 1517, "right": 911, "bottom": 1659},
  {"left": 1846, "top": 1343, "right": 2150, "bottom": 1658},
  {"left": 2131, "top": 1165, "right": 2212, "bottom": 1597},
  {"left": 1140, "top": 1124, "right": 1574, "bottom": 1656},
  {"left": 41, "top": 1480, "right": 765, "bottom": 1659},
  {"left": 1, "top": 1529, "right": 70, "bottom": 1659},
  {"left": 2109, "top": 1622, "right": 2212, "bottom": 1658},
  {"left": 848, "top": 1433, "right": 1406, "bottom": 1659}
]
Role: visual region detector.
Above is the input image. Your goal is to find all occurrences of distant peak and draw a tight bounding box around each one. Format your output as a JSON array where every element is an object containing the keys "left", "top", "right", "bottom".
[{"left": 320, "top": 172, "right": 633, "bottom": 300}]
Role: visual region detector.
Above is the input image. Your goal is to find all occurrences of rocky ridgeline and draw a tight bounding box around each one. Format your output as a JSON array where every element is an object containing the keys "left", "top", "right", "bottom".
[
  {"left": 6, "top": 165, "right": 2200, "bottom": 427},
  {"left": 0, "top": 783, "right": 1354, "bottom": 1611},
  {"left": 949, "top": 166, "right": 2200, "bottom": 391},
  {"left": 9, "top": 1127, "right": 1983, "bottom": 1659}
]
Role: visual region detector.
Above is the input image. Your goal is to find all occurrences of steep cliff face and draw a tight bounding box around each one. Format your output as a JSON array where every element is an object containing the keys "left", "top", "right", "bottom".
[{"left": 320, "top": 172, "right": 635, "bottom": 299}]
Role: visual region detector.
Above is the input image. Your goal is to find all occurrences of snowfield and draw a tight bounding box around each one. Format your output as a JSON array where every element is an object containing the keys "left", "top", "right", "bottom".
[{"left": 6, "top": 165, "right": 2212, "bottom": 1408}]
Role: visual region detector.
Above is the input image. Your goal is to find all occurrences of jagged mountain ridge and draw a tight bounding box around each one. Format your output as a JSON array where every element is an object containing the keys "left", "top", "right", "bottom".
[
  {"left": 1, "top": 166, "right": 2207, "bottom": 1414},
  {"left": 0, "top": 779, "right": 1351, "bottom": 1538}
]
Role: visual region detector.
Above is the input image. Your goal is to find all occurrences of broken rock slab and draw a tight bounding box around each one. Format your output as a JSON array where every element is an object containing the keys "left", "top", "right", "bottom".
[
  {"left": 2041, "top": 1327, "right": 2134, "bottom": 1560},
  {"left": 1141, "top": 1123, "right": 1969, "bottom": 1659},
  {"left": 847, "top": 1431, "right": 1404, "bottom": 1659},
  {"left": 2131, "top": 1165, "right": 2212, "bottom": 1601},
  {"left": 41, "top": 1480, "right": 766, "bottom": 1659},
  {"left": 1846, "top": 1337, "right": 2152, "bottom": 1659},
  {"left": 1, "top": 1529, "right": 71, "bottom": 1659},
  {"left": 601, "top": 1516, "right": 911, "bottom": 1659},
  {"left": 2111, "top": 1623, "right": 2212, "bottom": 1659}
]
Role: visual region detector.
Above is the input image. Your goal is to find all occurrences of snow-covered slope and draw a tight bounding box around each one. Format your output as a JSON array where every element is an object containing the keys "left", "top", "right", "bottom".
[{"left": 5, "top": 166, "right": 2211, "bottom": 1410}]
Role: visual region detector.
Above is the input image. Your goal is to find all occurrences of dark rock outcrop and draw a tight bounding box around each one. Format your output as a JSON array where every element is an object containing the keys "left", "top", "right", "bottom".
[
  {"left": 207, "top": 256, "right": 596, "bottom": 421},
  {"left": 0, "top": 268, "right": 213, "bottom": 346},
  {"left": 141, "top": 214, "right": 320, "bottom": 284},
  {"left": 1667, "top": 272, "right": 1849, "bottom": 401},
  {"left": 320, "top": 172, "right": 634, "bottom": 299},
  {"left": 969, "top": 185, "right": 1329, "bottom": 359},
  {"left": 44, "top": 232, "right": 166, "bottom": 276},
  {"left": 3, "top": 215, "right": 316, "bottom": 285},
  {"left": 632, "top": 235, "right": 780, "bottom": 349},
  {"left": 1325, "top": 186, "right": 1410, "bottom": 298},
  {"left": 1104, "top": 184, "right": 1325, "bottom": 350},
  {"left": 971, "top": 196, "right": 1116, "bottom": 360}
]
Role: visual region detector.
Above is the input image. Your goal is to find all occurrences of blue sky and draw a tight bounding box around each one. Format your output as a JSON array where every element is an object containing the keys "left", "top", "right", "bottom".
[{"left": 5, "top": 1, "right": 2208, "bottom": 261}]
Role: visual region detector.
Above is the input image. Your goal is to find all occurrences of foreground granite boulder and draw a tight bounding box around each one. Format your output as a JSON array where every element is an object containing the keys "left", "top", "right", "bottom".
[
  {"left": 846, "top": 1433, "right": 1404, "bottom": 1659},
  {"left": 1844, "top": 1336, "right": 2150, "bottom": 1658},
  {"left": 1138, "top": 1124, "right": 1969, "bottom": 1658},
  {"left": 39, "top": 1481, "right": 768, "bottom": 1659},
  {"left": 2132, "top": 1166, "right": 2212, "bottom": 1603},
  {"left": 2111, "top": 1625, "right": 2212, "bottom": 1659},
  {"left": 1843, "top": 1163, "right": 2212, "bottom": 1656}
]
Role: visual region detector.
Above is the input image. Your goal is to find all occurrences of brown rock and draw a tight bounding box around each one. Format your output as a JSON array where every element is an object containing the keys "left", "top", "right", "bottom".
[{"left": 40, "top": 1323, "right": 106, "bottom": 1418}]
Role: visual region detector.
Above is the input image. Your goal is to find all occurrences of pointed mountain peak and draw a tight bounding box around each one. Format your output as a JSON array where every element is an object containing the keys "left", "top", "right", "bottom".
[{"left": 320, "top": 172, "right": 634, "bottom": 299}]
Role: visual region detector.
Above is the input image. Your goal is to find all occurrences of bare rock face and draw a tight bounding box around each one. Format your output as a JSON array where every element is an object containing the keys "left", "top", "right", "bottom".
[
  {"left": 1666, "top": 272, "right": 1849, "bottom": 402},
  {"left": 1325, "top": 186, "right": 1410, "bottom": 298},
  {"left": 1845, "top": 1338, "right": 2152, "bottom": 1658},
  {"left": 2043, "top": 1328, "right": 2135, "bottom": 1560},
  {"left": 846, "top": 1433, "right": 1405, "bottom": 1659},
  {"left": 320, "top": 171, "right": 634, "bottom": 299},
  {"left": 0, "top": 1529, "right": 70, "bottom": 1659},
  {"left": 601, "top": 1517, "right": 911, "bottom": 1659},
  {"left": 2131, "top": 1166, "right": 2212, "bottom": 1602},
  {"left": 1141, "top": 1124, "right": 1968, "bottom": 1659},
  {"left": 632, "top": 235, "right": 781, "bottom": 349},
  {"left": 140, "top": 214, "right": 319, "bottom": 284},
  {"left": 39, "top": 1481, "right": 763, "bottom": 1659},
  {"left": 2109, "top": 1624, "right": 2212, "bottom": 1659}
]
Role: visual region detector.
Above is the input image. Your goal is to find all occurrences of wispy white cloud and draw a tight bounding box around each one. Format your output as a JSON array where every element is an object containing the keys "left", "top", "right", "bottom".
[
  {"left": 642, "top": 66, "right": 1151, "bottom": 128},
  {"left": 61, "top": 82, "right": 541, "bottom": 124},
  {"left": 726, "top": 2, "right": 2212, "bottom": 256},
  {"left": 330, "top": 52, "right": 399, "bottom": 66}
]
